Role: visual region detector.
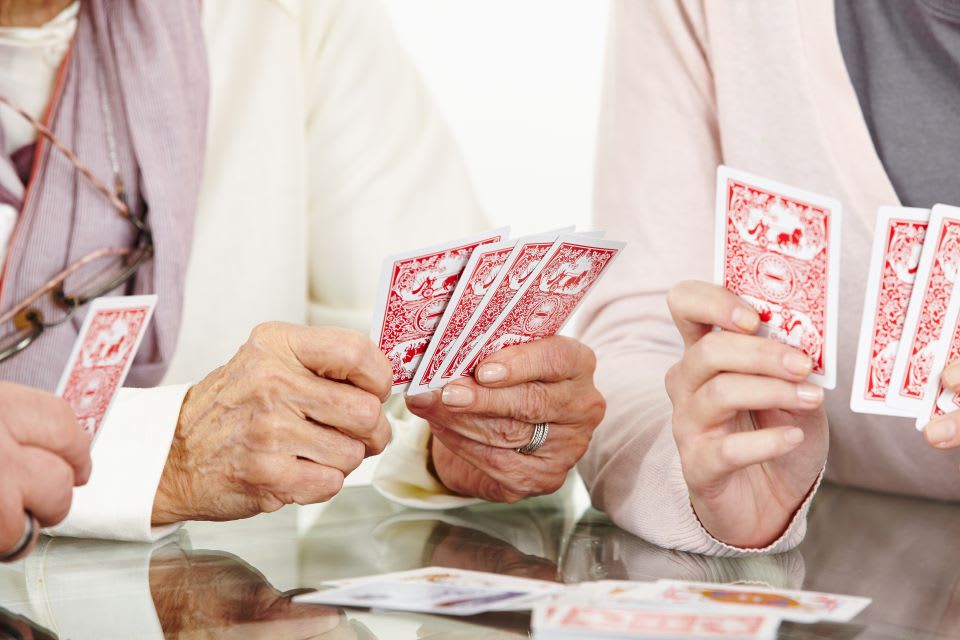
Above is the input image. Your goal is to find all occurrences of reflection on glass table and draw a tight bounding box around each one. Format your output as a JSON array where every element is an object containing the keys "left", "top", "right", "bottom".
[{"left": 0, "top": 481, "right": 958, "bottom": 638}]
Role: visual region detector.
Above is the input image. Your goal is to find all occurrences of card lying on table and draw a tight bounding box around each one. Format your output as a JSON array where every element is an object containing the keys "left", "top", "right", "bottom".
[
  {"left": 652, "top": 580, "right": 871, "bottom": 624},
  {"left": 55, "top": 295, "right": 157, "bottom": 445},
  {"left": 370, "top": 228, "right": 508, "bottom": 394},
  {"left": 294, "top": 567, "right": 562, "bottom": 616},
  {"left": 533, "top": 604, "right": 780, "bottom": 640},
  {"left": 714, "top": 166, "right": 842, "bottom": 389},
  {"left": 850, "top": 207, "right": 930, "bottom": 416}
]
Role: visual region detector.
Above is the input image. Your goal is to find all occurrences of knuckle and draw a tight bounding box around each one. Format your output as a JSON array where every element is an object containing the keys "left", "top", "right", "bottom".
[
  {"left": 545, "top": 339, "right": 575, "bottom": 378},
  {"left": 318, "top": 469, "right": 345, "bottom": 501},
  {"left": 479, "top": 446, "right": 509, "bottom": 473},
  {"left": 245, "top": 456, "right": 279, "bottom": 487},
  {"left": 664, "top": 363, "right": 681, "bottom": 398},
  {"left": 352, "top": 395, "right": 382, "bottom": 432},
  {"left": 701, "top": 376, "right": 727, "bottom": 408},
  {"left": 345, "top": 440, "right": 366, "bottom": 470},
  {"left": 248, "top": 321, "right": 282, "bottom": 347},
  {"left": 517, "top": 384, "right": 551, "bottom": 423}
]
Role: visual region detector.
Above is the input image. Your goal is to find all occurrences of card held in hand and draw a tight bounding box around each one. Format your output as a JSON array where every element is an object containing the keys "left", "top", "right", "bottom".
[
  {"left": 887, "top": 205, "right": 960, "bottom": 414},
  {"left": 55, "top": 295, "right": 158, "bottom": 445},
  {"left": 370, "top": 228, "right": 508, "bottom": 394},
  {"left": 456, "top": 235, "right": 624, "bottom": 377},
  {"left": 714, "top": 166, "right": 842, "bottom": 389},
  {"left": 407, "top": 240, "right": 515, "bottom": 395},
  {"left": 850, "top": 207, "right": 930, "bottom": 416}
]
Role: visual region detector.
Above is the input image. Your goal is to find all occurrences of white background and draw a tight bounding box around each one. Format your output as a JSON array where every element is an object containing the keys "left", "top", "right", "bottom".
[{"left": 381, "top": 0, "right": 611, "bottom": 235}]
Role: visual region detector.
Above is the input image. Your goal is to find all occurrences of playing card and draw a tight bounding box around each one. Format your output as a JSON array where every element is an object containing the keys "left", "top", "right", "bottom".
[
  {"left": 296, "top": 567, "right": 561, "bottom": 616},
  {"left": 55, "top": 295, "right": 158, "bottom": 444},
  {"left": 850, "top": 207, "right": 930, "bottom": 416},
  {"left": 370, "top": 228, "right": 508, "bottom": 394},
  {"left": 714, "top": 166, "right": 842, "bottom": 389},
  {"left": 532, "top": 603, "right": 780, "bottom": 640},
  {"left": 430, "top": 229, "right": 574, "bottom": 388},
  {"left": 407, "top": 239, "right": 516, "bottom": 395},
  {"left": 887, "top": 205, "right": 960, "bottom": 414},
  {"left": 652, "top": 580, "right": 871, "bottom": 624},
  {"left": 454, "top": 236, "right": 624, "bottom": 378},
  {"left": 916, "top": 265, "right": 960, "bottom": 429}
]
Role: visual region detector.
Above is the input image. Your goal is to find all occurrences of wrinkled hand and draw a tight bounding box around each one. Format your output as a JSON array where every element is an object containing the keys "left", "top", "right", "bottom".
[
  {"left": 666, "top": 281, "right": 828, "bottom": 549},
  {"left": 406, "top": 336, "right": 605, "bottom": 503},
  {"left": 152, "top": 323, "right": 392, "bottom": 525},
  {"left": 923, "top": 362, "right": 960, "bottom": 449},
  {"left": 0, "top": 383, "right": 91, "bottom": 561}
]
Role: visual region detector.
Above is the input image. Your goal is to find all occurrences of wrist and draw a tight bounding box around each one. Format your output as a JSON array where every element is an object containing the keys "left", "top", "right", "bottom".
[{"left": 151, "top": 392, "right": 195, "bottom": 526}]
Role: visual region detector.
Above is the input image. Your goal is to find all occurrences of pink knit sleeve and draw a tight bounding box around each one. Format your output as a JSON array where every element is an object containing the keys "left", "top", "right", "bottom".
[{"left": 576, "top": 0, "right": 817, "bottom": 556}]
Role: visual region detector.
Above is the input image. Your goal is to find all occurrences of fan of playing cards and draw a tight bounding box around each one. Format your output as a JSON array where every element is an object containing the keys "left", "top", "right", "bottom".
[
  {"left": 371, "top": 228, "right": 625, "bottom": 395},
  {"left": 716, "top": 166, "right": 960, "bottom": 430}
]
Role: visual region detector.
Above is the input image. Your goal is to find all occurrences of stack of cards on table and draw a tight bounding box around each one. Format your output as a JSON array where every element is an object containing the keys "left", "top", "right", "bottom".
[
  {"left": 715, "top": 165, "right": 960, "bottom": 429},
  {"left": 370, "top": 227, "right": 624, "bottom": 394},
  {"left": 532, "top": 580, "right": 870, "bottom": 640}
]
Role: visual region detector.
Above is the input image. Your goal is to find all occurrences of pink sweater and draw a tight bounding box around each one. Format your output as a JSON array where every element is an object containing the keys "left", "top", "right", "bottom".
[{"left": 577, "top": 0, "right": 960, "bottom": 556}]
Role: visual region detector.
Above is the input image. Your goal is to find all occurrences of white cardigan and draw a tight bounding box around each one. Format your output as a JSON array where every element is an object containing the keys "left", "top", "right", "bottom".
[{"left": 51, "top": 0, "right": 487, "bottom": 541}]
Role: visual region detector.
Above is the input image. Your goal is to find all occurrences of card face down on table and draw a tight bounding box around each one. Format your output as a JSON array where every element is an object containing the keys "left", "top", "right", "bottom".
[{"left": 714, "top": 166, "right": 842, "bottom": 389}]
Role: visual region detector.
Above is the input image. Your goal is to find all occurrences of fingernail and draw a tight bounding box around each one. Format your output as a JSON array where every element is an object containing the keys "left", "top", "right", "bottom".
[
  {"left": 944, "top": 368, "right": 960, "bottom": 390},
  {"left": 477, "top": 363, "right": 507, "bottom": 384},
  {"left": 732, "top": 306, "right": 758, "bottom": 332},
  {"left": 441, "top": 385, "right": 474, "bottom": 408},
  {"left": 406, "top": 392, "right": 434, "bottom": 409},
  {"left": 926, "top": 420, "right": 957, "bottom": 446},
  {"left": 783, "top": 351, "right": 812, "bottom": 377},
  {"left": 783, "top": 428, "right": 805, "bottom": 445},
  {"left": 796, "top": 383, "right": 823, "bottom": 404}
]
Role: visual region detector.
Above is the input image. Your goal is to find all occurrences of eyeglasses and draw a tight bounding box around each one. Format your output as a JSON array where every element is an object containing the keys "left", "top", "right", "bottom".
[{"left": 0, "top": 93, "right": 153, "bottom": 364}]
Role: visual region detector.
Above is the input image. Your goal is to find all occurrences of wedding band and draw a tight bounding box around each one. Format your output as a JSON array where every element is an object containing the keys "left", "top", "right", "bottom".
[
  {"left": 0, "top": 511, "right": 37, "bottom": 563},
  {"left": 517, "top": 422, "right": 549, "bottom": 455}
]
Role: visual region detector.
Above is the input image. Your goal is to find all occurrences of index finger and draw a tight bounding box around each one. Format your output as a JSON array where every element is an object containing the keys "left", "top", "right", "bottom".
[
  {"left": 0, "top": 384, "right": 92, "bottom": 483},
  {"left": 283, "top": 325, "right": 393, "bottom": 401},
  {"left": 666, "top": 280, "right": 760, "bottom": 348},
  {"left": 474, "top": 336, "right": 594, "bottom": 388}
]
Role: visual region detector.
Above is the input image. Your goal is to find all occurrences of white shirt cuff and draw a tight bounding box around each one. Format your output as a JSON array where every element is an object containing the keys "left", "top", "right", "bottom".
[
  {"left": 47, "top": 384, "right": 190, "bottom": 542},
  {"left": 372, "top": 412, "right": 484, "bottom": 510}
]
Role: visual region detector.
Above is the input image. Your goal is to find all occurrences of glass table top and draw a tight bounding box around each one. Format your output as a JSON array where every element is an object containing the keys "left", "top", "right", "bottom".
[{"left": 0, "top": 479, "right": 956, "bottom": 639}]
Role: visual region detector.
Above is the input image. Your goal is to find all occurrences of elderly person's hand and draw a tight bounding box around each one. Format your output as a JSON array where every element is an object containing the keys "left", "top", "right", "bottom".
[
  {"left": 151, "top": 323, "right": 392, "bottom": 525},
  {"left": 923, "top": 362, "right": 960, "bottom": 448},
  {"left": 405, "top": 336, "right": 605, "bottom": 503},
  {"left": 0, "top": 383, "right": 92, "bottom": 562},
  {"left": 665, "top": 281, "right": 828, "bottom": 549}
]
